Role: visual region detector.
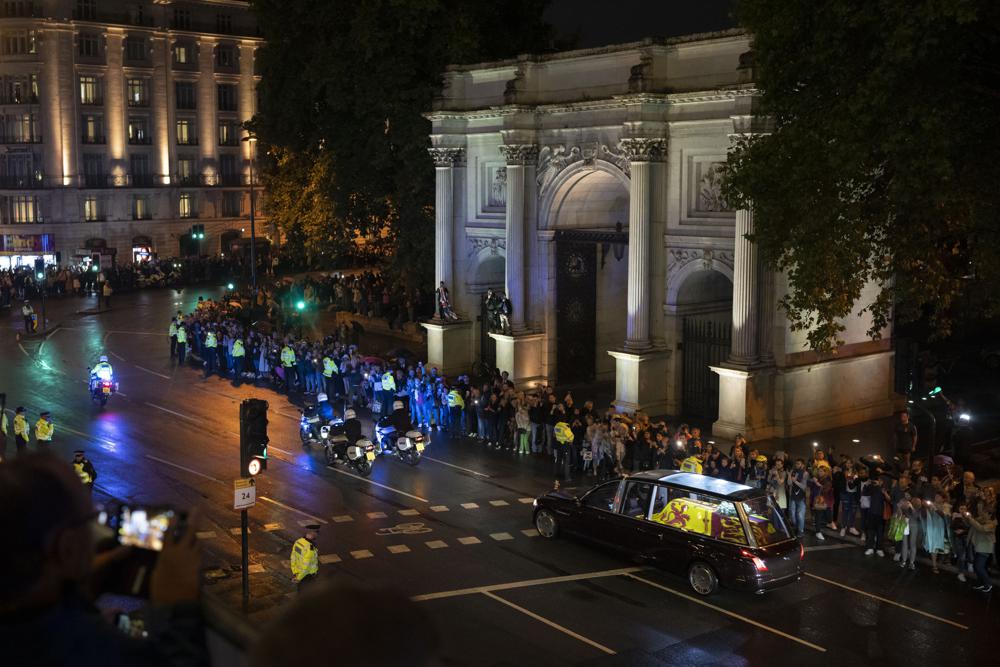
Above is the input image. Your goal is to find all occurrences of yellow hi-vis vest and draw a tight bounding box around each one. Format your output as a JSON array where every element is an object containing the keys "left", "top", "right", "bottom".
[
  {"left": 290, "top": 537, "right": 318, "bottom": 581},
  {"left": 447, "top": 389, "right": 464, "bottom": 409},
  {"left": 74, "top": 461, "right": 93, "bottom": 484},
  {"left": 169, "top": 322, "right": 178, "bottom": 337},
  {"left": 176, "top": 327, "right": 187, "bottom": 344},
  {"left": 323, "top": 357, "right": 338, "bottom": 378},
  {"left": 204, "top": 332, "right": 218, "bottom": 348},
  {"left": 681, "top": 456, "right": 703, "bottom": 474},
  {"left": 281, "top": 346, "right": 296, "bottom": 368},
  {"left": 381, "top": 371, "right": 396, "bottom": 392},
  {"left": 554, "top": 421, "right": 574, "bottom": 445},
  {"left": 232, "top": 340, "right": 245, "bottom": 357},
  {"left": 35, "top": 419, "right": 54, "bottom": 441}
]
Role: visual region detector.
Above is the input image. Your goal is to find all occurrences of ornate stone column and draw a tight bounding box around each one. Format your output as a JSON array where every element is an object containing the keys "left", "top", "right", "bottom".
[
  {"left": 428, "top": 147, "right": 464, "bottom": 293},
  {"left": 758, "top": 264, "right": 776, "bottom": 365},
  {"left": 620, "top": 137, "right": 666, "bottom": 351},
  {"left": 729, "top": 208, "right": 759, "bottom": 365},
  {"left": 498, "top": 143, "right": 537, "bottom": 331}
]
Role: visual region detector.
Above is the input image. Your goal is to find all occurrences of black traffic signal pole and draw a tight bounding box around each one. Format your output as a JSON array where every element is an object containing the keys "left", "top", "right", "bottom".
[{"left": 238, "top": 401, "right": 249, "bottom": 613}]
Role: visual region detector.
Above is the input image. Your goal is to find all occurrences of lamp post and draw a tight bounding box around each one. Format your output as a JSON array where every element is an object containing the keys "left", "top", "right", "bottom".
[{"left": 241, "top": 132, "right": 258, "bottom": 294}]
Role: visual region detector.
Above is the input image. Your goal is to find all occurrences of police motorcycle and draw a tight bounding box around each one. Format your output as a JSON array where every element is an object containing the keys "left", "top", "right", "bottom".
[
  {"left": 373, "top": 400, "right": 427, "bottom": 466},
  {"left": 300, "top": 397, "right": 375, "bottom": 476},
  {"left": 88, "top": 355, "right": 119, "bottom": 407}
]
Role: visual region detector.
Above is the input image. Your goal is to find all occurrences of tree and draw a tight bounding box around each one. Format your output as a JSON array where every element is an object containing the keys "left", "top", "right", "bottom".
[
  {"left": 251, "top": 0, "right": 557, "bottom": 282},
  {"left": 724, "top": 0, "right": 1000, "bottom": 351}
]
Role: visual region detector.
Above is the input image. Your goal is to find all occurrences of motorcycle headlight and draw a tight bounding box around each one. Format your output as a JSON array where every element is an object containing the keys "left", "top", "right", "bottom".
[{"left": 320, "top": 426, "right": 330, "bottom": 437}]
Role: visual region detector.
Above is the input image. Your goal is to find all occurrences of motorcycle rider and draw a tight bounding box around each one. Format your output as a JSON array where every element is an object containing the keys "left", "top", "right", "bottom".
[
  {"left": 90, "top": 355, "right": 114, "bottom": 390},
  {"left": 315, "top": 392, "right": 335, "bottom": 423},
  {"left": 343, "top": 408, "right": 363, "bottom": 445},
  {"left": 383, "top": 400, "right": 412, "bottom": 452}
]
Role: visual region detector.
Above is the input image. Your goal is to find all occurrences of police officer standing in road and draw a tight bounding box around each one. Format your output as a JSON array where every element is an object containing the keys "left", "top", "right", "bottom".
[
  {"left": 0, "top": 393, "right": 8, "bottom": 461},
  {"left": 231, "top": 335, "right": 246, "bottom": 386},
  {"left": 169, "top": 317, "right": 178, "bottom": 358},
  {"left": 35, "top": 411, "right": 54, "bottom": 445},
  {"left": 290, "top": 526, "right": 320, "bottom": 592},
  {"left": 322, "top": 351, "right": 339, "bottom": 402},
  {"left": 280, "top": 340, "right": 297, "bottom": 393},
  {"left": 176, "top": 323, "right": 188, "bottom": 365},
  {"left": 21, "top": 300, "right": 34, "bottom": 332},
  {"left": 12, "top": 406, "right": 29, "bottom": 456},
  {"left": 72, "top": 450, "right": 97, "bottom": 495},
  {"left": 203, "top": 326, "right": 218, "bottom": 377}
]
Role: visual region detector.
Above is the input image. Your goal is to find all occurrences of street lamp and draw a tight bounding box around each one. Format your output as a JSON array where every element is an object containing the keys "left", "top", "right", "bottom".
[{"left": 241, "top": 131, "right": 258, "bottom": 294}]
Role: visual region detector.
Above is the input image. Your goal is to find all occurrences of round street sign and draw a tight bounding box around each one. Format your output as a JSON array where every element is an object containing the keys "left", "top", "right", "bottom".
[{"left": 247, "top": 458, "right": 261, "bottom": 476}]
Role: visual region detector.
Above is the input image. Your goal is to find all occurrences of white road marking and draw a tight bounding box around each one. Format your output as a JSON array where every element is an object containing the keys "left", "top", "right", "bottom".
[
  {"left": 489, "top": 500, "right": 510, "bottom": 507},
  {"left": 326, "top": 465, "right": 429, "bottom": 503},
  {"left": 429, "top": 505, "right": 450, "bottom": 512},
  {"left": 247, "top": 564, "right": 265, "bottom": 574},
  {"left": 481, "top": 590, "right": 616, "bottom": 655},
  {"left": 490, "top": 532, "right": 514, "bottom": 541},
  {"left": 144, "top": 454, "right": 222, "bottom": 484},
  {"left": 412, "top": 567, "right": 645, "bottom": 601},
  {"left": 367, "top": 512, "right": 388, "bottom": 519},
  {"left": 144, "top": 401, "right": 197, "bottom": 423},
  {"left": 269, "top": 445, "right": 295, "bottom": 456},
  {"left": 425, "top": 540, "right": 448, "bottom": 549},
  {"left": 457, "top": 536, "right": 481, "bottom": 545},
  {"left": 297, "top": 519, "right": 317, "bottom": 527},
  {"left": 136, "top": 365, "right": 171, "bottom": 379},
  {"left": 398, "top": 509, "right": 420, "bottom": 516},
  {"left": 263, "top": 523, "right": 282, "bottom": 531},
  {"left": 518, "top": 497, "right": 536, "bottom": 504},
  {"left": 804, "top": 544, "right": 855, "bottom": 552},
  {"left": 422, "top": 456, "right": 491, "bottom": 478},
  {"left": 805, "top": 572, "right": 969, "bottom": 630},
  {"left": 331, "top": 515, "right": 354, "bottom": 523},
  {"left": 56, "top": 423, "right": 120, "bottom": 452},
  {"left": 108, "top": 351, "right": 127, "bottom": 362},
  {"left": 461, "top": 503, "right": 479, "bottom": 509},
  {"left": 387, "top": 545, "right": 411, "bottom": 554},
  {"left": 229, "top": 527, "right": 244, "bottom": 536},
  {"left": 350, "top": 550, "right": 374, "bottom": 559},
  {"left": 196, "top": 531, "right": 217, "bottom": 540},
  {"left": 257, "top": 496, "right": 329, "bottom": 524},
  {"left": 626, "top": 574, "right": 827, "bottom": 652},
  {"left": 521, "top": 529, "right": 540, "bottom": 538},
  {"left": 319, "top": 554, "right": 342, "bottom": 565}
]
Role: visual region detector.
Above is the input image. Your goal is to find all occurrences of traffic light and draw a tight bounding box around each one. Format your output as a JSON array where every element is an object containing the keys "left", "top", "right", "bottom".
[
  {"left": 191, "top": 224, "right": 205, "bottom": 240},
  {"left": 34, "top": 257, "right": 44, "bottom": 280},
  {"left": 239, "top": 398, "right": 269, "bottom": 476}
]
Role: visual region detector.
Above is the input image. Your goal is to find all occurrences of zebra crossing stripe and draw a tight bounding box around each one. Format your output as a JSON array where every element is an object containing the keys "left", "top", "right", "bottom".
[
  {"left": 489, "top": 500, "right": 510, "bottom": 507},
  {"left": 461, "top": 503, "right": 479, "bottom": 509},
  {"left": 332, "top": 515, "right": 354, "bottom": 523},
  {"left": 319, "top": 554, "right": 342, "bottom": 564},
  {"left": 429, "top": 505, "right": 450, "bottom": 512},
  {"left": 387, "top": 545, "right": 411, "bottom": 554},
  {"left": 196, "top": 531, "right": 217, "bottom": 540},
  {"left": 457, "top": 536, "right": 481, "bottom": 545}
]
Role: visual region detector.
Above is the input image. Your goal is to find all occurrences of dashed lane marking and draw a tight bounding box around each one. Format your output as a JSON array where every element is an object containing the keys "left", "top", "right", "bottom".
[
  {"left": 387, "top": 545, "right": 411, "bottom": 554},
  {"left": 521, "top": 529, "right": 539, "bottom": 538},
  {"left": 326, "top": 465, "right": 429, "bottom": 503},
  {"left": 144, "top": 454, "right": 223, "bottom": 484},
  {"left": 367, "top": 512, "right": 388, "bottom": 519},
  {"left": 804, "top": 572, "right": 969, "bottom": 629},
  {"left": 425, "top": 540, "right": 448, "bottom": 549},
  {"left": 108, "top": 351, "right": 127, "bottom": 362},
  {"left": 804, "top": 544, "right": 855, "bottom": 552},
  {"left": 625, "top": 574, "right": 827, "bottom": 652},
  {"left": 319, "top": 554, "right": 342, "bottom": 565},
  {"left": 136, "top": 365, "right": 172, "bottom": 380},
  {"left": 457, "top": 537, "right": 481, "bottom": 545},
  {"left": 421, "top": 456, "right": 491, "bottom": 478},
  {"left": 489, "top": 500, "right": 509, "bottom": 507},
  {"left": 399, "top": 509, "right": 420, "bottom": 516},
  {"left": 331, "top": 515, "right": 354, "bottom": 523},
  {"left": 247, "top": 564, "right": 265, "bottom": 574},
  {"left": 144, "top": 401, "right": 197, "bottom": 423},
  {"left": 268, "top": 445, "right": 295, "bottom": 456},
  {"left": 429, "top": 505, "right": 450, "bottom": 512},
  {"left": 263, "top": 523, "right": 282, "bottom": 531},
  {"left": 490, "top": 532, "right": 514, "bottom": 541},
  {"left": 229, "top": 527, "right": 245, "bottom": 536},
  {"left": 411, "top": 566, "right": 646, "bottom": 602},
  {"left": 482, "top": 590, "right": 616, "bottom": 656},
  {"left": 518, "top": 497, "right": 535, "bottom": 504},
  {"left": 297, "top": 519, "right": 318, "bottom": 527},
  {"left": 350, "top": 550, "right": 374, "bottom": 560},
  {"left": 257, "top": 496, "right": 329, "bottom": 525},
  {"left": 461, "top": 503, "right": 479, "bottom": 510},
  {"left": 196, "top": 531, "right": 217, "bottom": 540}
]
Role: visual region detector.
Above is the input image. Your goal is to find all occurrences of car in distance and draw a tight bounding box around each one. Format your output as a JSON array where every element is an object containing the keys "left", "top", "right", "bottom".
[{"left": 532, "top": 470, "right": 804, "bottom": 595}]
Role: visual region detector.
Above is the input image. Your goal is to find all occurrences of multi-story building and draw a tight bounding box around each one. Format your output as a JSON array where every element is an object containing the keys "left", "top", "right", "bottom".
[{"left": 0, "top": 0, "right": 264, "bottom": 268}]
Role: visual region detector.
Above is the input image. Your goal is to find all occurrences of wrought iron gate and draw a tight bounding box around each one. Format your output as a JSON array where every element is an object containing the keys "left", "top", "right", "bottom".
[
  {"left": 556, "top": 240, "right": 597, "bottom": 384},
  {"left": 682, "top": 317, "right": 732, "bottom": 421}
]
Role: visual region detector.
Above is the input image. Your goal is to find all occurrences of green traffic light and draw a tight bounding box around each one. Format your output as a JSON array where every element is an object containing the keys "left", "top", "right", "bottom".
[
  {"left": 929, "top": 386, "right": 942, "bottom": 396},
  {"left": 296, "top": 301, "right": 305, "bottom": 311},
  {"left": 227, "top": 283, "right": 234, "bottom": 290},
  {"left": 36, "top": 272, "right": 43, "bottom": 280}
]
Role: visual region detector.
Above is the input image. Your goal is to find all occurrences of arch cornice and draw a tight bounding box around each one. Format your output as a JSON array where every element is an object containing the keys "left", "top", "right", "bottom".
[
  {"left": 538, "top": 156, "right": 631, "bottom": 231},
  {"left": 665, "top": 247, "right": 735, "bottom": 306}
]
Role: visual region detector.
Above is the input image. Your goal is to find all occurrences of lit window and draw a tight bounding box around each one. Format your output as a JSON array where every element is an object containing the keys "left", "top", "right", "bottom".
[
  {"left": 133, "top": 195, "right": 150, "bottom": 220},
  {"left": 173, "top": 43, "right": 191, "bottom": 64},
  {"left": 84, "top": 196, "right": 100, "bottom": 221},
  {"left": 179, "top": 193, "right": 193, "bottom": 218},
  {"left": 79, "top": 76, "right": 101, "bottom": 105},
  {"left": 126, "top": 78, "right": 148, "bottom": 106},
  {"left": 175, "top": 119, "right": 195, "bottom": 145}
]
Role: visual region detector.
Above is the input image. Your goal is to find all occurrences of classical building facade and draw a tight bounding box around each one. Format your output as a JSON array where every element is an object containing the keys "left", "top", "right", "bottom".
[
  {"left": 424, "top": 30, "right": 895, "bottom": 439},
  {"left": 0, "top": 0, "right": 264, "bottom": 268}
]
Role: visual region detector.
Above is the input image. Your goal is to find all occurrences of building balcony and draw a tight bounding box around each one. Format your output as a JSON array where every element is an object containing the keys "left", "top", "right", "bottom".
[
  {"left": 80, "top": 98, "right": 104, "bottom": 107},
  {"left": 82, "top": 173, "right": 113, "bottom": 188},
  {"left": 176, "top": 138, "right": 198, "bottom": 146},
  {"left": 0, "top": 175, "right": 44, "bottom": 189},
  {"left": 200, "top": 173, "right": 247, "bottom": 187},
  {"left": 0, "top": 135, "right": 42, "bottom": 144},
  {"left": 127, "top": 98, "right": 150, "bottom": 108},
  {"left": 81, "top": 134, "right": 106, "bottom": 145},
  {"left": 0, "top": 94, "right": 39, "bottom": 105},
  {"left": 129, "top": 174, "right": 156, "bottom": 188},
  {"left": 176, "top": 174, "right": 199, "bottom": 187},
  {"left": 128, "top": 135, "right": 152, "bottom": 145}
]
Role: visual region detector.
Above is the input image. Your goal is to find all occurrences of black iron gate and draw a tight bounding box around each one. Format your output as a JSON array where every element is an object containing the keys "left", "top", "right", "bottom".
[
  {"left": 556, "top": 240, "right": 597, "bottom": 384},
  {"left": 682, "top": 317, "right": 732, "bottom": 421}
]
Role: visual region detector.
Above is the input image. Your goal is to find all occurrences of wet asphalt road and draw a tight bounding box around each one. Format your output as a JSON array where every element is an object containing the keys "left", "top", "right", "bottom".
[{"left": 3, "top": 288, "right": 998, "bottom": 666}]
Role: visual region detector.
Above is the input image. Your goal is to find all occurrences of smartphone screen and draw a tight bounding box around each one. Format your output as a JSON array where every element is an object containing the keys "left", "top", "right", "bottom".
[{"left": 117, "top": 506, "right": 176, "bottom": 551}]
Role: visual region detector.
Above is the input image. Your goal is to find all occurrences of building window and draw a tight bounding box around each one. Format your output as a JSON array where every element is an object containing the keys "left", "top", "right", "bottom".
[
  {"left": 130, "top": 154, "right": 150, "bottom": 186},
  {"left": 179, "top": 193, "right": 193, "bottom": 218},
  {"left": 2, "top": 2, "right": 35, "bottom": 18},
  {"left": 124, "top": 36, "right": 147, "bottom": 62},
  {"left": 132, "top": 195, "right": 150, "bottom": 220},
  {"left": 84, "top": 196, "right": 100, "bottom": 221},
  {"left": 75, "top": 0, "right": 96, "bottom": 20},
  {"left": 82, "top": 153, "right": 104, "bottom": 187},
  {"left": 127, "top": 3, "right": 144, "bottom": 25},
  {"left": 173, "top": 43, "right": 192, "bottom": 65},
  {"left": 217, "top": 84, "right": 237, "bottom": 112},
  {"left": 78, "top": 33, "right": 100, "bottom": 58},
  {"left": 126, "top": 78, "right": 148, "bottom": 107},
  {"left": 219, "top": 153, "right": 239, "bottom": 185},
  {"left": 175, "top": 119, "right": 196, "bottom": 145},
  {"left": 175, "top": 81, "right": 196, "bottom": 109},
  {"left": 81, "top": 115, "right": 104, "bottom": 144},
  {"left": 215, "top": 44, "right": 235, "bottom": 69},
  {"left": 2, "top": 29, "right": 38, "bottom": 55},
  {"left": 222, "top": 191, "right": 241, "bottom": 217},
  {"left": 1, "top": 195, "right": 38, "bottom": 223},
  {"left": 0, "top": 152, "right": 37, "bottom": 186},
  {"left": 177, "top": 156, "right": 195, "bottom": 185},
  {"left": 5, "top": 112, "right": 39, "bottom": 142},
  {"left": 172, "top": 8, "right": 190, "bottom": 30},
  {"left": 218, "top": 121, "right": 239, "bottom": 146},
  {"left": 216, "top": 13, "right": 232, "bottom": 34},
  {"left": 79, "top": 76, "right": 102, "bottom": 105},
  {"left": 127, "top": 116, "right": 149, "bottom": 144}
]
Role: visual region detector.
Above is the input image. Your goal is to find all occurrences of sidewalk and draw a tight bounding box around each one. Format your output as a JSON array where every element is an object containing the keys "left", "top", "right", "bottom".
[{"left": 737, "top": 417, "right": 898, "bottom": 464}]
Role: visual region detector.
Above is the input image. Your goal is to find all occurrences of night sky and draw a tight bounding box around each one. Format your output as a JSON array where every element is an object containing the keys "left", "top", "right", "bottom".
[{"left": 544, "top": 0, "right": 737, "bottom": 49}]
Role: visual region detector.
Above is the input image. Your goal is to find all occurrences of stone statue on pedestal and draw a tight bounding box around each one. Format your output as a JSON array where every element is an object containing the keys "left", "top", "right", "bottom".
[{"left": 435, "top": 281, "right": 459, "bottom": 321}]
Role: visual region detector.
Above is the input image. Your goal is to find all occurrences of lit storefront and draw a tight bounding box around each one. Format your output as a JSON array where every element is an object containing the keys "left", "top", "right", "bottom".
[{"left": 0, "top": 233, "right": 56, "bottom": 269}]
